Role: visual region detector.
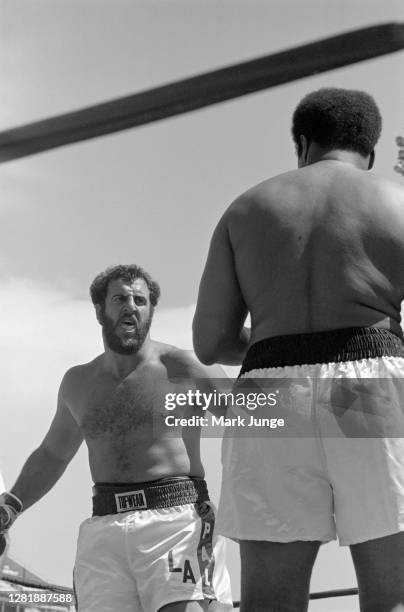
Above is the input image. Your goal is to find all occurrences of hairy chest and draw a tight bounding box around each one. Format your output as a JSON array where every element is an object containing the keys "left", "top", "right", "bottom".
[{"left": 78, "top": 375, "right": 170, "bottom": 440}]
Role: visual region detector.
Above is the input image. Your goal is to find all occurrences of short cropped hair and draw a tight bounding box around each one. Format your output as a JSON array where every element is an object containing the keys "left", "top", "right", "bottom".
[
  {"left": 292, "top": 88, "right": 382, "bottom": 157},
  {"left": 90, "top": 264, "right": 161, "bottom": 308}
]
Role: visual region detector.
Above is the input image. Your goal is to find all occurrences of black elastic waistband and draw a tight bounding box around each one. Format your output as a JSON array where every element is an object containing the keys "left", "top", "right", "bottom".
[
  {"left": 240, "top": 327, "right": 404, "bottom": 375},
  {"left": 92, "top": 477, "right": 209, "bottom": 516}
]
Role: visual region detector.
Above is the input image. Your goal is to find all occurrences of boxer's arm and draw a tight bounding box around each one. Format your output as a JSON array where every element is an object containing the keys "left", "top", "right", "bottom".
[
  {"left": 193, "top": 214, "right": 249, "bottom": 365},
  {"left": 9, "top": 371, "right": 83, "bottom": 512},
  {"left": 174, "top": 350, "right": 235, "bottom": 418},
  {"left": 165, "top": 349, "right": 233, "bottom": 419},
  {"left": 195, "top": 362, "right": 234, "bottom": 418}
]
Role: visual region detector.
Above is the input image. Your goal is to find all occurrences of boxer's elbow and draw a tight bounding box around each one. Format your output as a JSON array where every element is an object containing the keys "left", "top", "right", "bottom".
[
  {"left": 192, "top": 320, "right": 227, "bottom": 365},
  {"left": 37, "top": 443, "right": 71, "bottom": 469},
  {"left": 40, "top": 433, "right": 82, "bottom": 466},
  {"left": 193, "top": 339, "right": 217, "bottom": 365},
  {"left": 194, "top": 348, "right": 216, "bottom": 366},
  {"left": 40, "top": 417, "right": 83, "bottom": 465}
]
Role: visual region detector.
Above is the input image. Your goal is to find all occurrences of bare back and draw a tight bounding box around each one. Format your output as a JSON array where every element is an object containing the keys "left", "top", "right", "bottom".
[{"left": 227, "top": 161, "right": 404, "bottom": 343}]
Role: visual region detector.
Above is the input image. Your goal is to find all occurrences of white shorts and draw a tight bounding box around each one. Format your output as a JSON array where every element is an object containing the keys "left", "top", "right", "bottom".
[
  {"left": 74, "top": 501, "right": 233, "bottom": 611},
  {"left": 216, "top": 355, "right": 404, "bottom": 546}
]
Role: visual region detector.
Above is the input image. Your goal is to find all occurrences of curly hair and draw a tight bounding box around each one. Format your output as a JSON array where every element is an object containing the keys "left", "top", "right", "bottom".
[
  {"left": 292, "top": 88, "right": 382, "bottom": 157},
  {"left": 90, "top": 264, "right": 161, "bottom": 308}
]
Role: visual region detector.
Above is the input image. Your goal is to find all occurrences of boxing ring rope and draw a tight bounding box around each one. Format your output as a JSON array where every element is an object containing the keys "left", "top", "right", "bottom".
[
  {"left": 232, "top": 587, "right": 359, "bottom": 607},
  {"left": 2, "top": 577, "right": 358, "bottom": 599},
  {"left": 2, "top": 576, "right": 73, "bottom": 594},
  {"left": 0, "top": 22, "right": 403, "bottom": 163},
  {"left": 1, "top": 573, "right": 360, "bottom": 608}
]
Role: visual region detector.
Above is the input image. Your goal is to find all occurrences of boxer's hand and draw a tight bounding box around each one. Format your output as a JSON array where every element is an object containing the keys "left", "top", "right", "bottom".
[{"left": 0, "top": 492, "right": 23, "bottom": 534}]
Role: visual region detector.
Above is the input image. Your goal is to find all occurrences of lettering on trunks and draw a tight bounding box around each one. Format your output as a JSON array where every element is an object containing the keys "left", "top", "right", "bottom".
[
  {"left": 168, "top": 550, "right": 181, "bottom": 573},
  {"left": 197, "top": 504, "right": 216, "bottom": 598},
  {"left": 183, "top": 560, "right": 196, "bottom": 584},
  {"left": 202, "top": 521, "right": 211, "bottom": 539},
  {"left": 114, "top": 490, "right": 147, "bottom": 512},
  {"left": 168, "top": 551, "right": 196, "bottom": 584}
]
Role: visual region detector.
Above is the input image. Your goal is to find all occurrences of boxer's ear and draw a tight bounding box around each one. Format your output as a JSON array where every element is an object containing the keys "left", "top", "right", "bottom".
[
  {"left": 298, "top": 135, "right": 309, "bottom": 167},
  {"left": 95, "top": 304, "right": 103, "bottom": 325},
  {"left": 368, "top": 150, "right": 375, "bottom": 170}
]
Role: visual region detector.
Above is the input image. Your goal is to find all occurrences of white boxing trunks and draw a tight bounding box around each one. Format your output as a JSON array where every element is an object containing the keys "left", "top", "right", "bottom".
[
  {"left": 74, "top": 477, "right": 232, "bottom": 612},
  {"left": 216, "top": 327, "right": 404, "bottom": 546}
]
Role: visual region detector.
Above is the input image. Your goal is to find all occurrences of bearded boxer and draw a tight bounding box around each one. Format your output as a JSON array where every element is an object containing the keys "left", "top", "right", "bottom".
[
  {"left": 193, "top": 88, "right": 404, "bottom": 612},
  {"left": 0, "top": 264, "right": 232, "bottom": 612}
]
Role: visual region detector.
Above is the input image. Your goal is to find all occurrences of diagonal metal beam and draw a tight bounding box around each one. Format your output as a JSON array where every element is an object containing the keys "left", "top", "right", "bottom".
[{"left": 1, "top": 22, "right": 403, "bottom": 163}]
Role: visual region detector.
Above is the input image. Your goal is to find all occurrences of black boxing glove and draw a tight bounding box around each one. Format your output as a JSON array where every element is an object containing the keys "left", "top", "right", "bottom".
[
  {"left": 0, "top": 492, "right": 23, "bottom": 533},
  {"left": 0, "top": 492, "right": 22, "bottom": 557}
]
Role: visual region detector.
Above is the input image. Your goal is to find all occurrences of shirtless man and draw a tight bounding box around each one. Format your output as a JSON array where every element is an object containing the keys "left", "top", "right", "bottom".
[
  {"left": 0, "top": 264, "right": 232, "bottom": 612},
  {"left": 193, "top": 88, "right": 404, "bottom": 612}
]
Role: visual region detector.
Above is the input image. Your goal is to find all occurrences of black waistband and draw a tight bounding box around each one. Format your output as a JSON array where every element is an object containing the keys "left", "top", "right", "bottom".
[
  {"left": 240, "top": 327, "right": 404, "bottom": 375},
  {"left": 92, "top": 477, "right": 210, "bottom": 516}
]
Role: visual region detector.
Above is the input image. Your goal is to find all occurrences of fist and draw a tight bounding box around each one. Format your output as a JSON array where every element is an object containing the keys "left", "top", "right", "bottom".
[
  {"left": 0, "top": 505, "right": 13, "bottom": 533},
  {"left": 0, "top": 492, "right": 23, "bottom": 535}
]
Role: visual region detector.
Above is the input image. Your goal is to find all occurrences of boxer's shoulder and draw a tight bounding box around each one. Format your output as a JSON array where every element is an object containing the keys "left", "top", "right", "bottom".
[
  {"left": 58, "top": 356, "right": 103, "bottom": 401},
  {"left": 223, "top": 170, "right": 303, "bottom": 230},
  {"left": 156, "top": 344, "right": 227, "bottom": 382},
  {"left": 153, "top": 343, "right": 198, "bottom": 377}
]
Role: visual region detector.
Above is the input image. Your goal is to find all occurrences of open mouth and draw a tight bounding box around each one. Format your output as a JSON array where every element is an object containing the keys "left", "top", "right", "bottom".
[{"left": 119, "top": 319, "right": 137, "bottom": 332}]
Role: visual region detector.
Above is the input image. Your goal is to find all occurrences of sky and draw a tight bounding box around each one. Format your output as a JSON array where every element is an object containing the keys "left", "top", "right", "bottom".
[{"left": 1, "top": 1, "right": 404, "bottom": 609}]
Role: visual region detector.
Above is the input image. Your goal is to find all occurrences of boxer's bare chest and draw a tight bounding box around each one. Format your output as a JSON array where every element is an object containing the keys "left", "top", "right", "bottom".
[{"left": 71, "top": 364, "right": 175, "bottom": 440}]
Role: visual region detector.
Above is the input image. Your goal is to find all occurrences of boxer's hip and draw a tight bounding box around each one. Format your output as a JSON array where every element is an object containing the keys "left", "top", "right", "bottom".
[
  {"left": 92, "top": 476, "right": 210, "bottom": 516},
  {"left": 240, "top": 326, "right": 404, "bottom": 375}
]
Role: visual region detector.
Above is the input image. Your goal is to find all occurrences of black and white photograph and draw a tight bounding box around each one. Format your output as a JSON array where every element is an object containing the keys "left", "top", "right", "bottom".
[{"left": 1, "top": 2, "right": 404, "bottom": 611}]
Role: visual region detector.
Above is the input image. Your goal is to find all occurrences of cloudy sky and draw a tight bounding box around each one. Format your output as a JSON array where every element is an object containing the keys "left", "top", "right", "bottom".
[{"left": 1, "top": 1, "right": 404, "bottom": 608}]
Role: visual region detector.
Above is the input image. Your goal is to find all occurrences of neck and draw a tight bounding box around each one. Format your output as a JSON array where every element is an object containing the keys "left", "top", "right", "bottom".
[
  {"left": 306, "top": 144, "right": 370, "bottom": 170},
  {"left": 102, "top": 336, "right": 152, "bottom": 379}
]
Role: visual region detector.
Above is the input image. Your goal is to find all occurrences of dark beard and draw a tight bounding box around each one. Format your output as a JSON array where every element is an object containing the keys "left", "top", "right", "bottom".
[{"left": 101, "top": 310, "right": 153, "bottom": 355}]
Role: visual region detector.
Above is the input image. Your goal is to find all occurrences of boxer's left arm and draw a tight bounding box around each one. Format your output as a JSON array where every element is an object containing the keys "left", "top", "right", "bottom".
[
  {"left": 195, "top": 361, "right": 234, "bottom": 419},
  {"left": 173, "top": 350, "right": 233, "bottom": 419},
  {"left": 6, "top": 369, "right": 83, "bottom": 514},
  {"left": 193, "top": 212, "right": 249, "bottom": 365}
]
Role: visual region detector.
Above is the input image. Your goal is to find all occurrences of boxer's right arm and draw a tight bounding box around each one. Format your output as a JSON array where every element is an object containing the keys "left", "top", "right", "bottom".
[
  {"left": 193, "top": 211, "right": 249, "bottom": 365},
  {"left": 4, "top": 370, "right": 83, "bottom": 517}
]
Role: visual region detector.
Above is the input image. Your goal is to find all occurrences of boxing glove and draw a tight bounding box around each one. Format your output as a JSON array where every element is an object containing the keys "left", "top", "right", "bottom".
[{"left": 0, "top": 492, "right": 23, "bottom": 534}]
